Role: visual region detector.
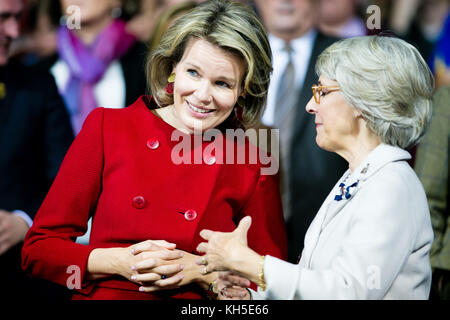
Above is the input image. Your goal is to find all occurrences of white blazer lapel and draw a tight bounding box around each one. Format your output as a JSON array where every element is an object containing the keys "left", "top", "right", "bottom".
[
  {"left": 320, "top": 174, "right": 362, "bottom": 232},
  {"left": 319, "top": 144, "right": 411, "bottom": 233},
  {"left": 301, "top": 144, "right": 411, "bottom": 269}
]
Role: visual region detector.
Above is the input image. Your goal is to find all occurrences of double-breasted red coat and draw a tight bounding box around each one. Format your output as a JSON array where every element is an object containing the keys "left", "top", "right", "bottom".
[{"left": 22, "top": 96, "right": 287, "bottom": 299}]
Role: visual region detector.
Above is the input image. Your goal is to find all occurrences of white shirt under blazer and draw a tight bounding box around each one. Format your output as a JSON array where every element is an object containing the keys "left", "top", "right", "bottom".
[{"left": 252, "top": 144, "right": 433, "bottom": 299}]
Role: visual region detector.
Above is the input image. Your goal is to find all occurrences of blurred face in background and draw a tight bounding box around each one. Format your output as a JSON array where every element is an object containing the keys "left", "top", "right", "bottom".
[
  {"left": 0, "top": 0, "right": 23, "bottom": 66},
  {"left": 319, "top": 0, "right": 356, "bottom": 25},
  {"left": 60, "top": 0, "right": 120, "bottom": 26},
  {"left": 421, "top": 0, "right": 449, "bottom": 23},
  {"left": 255, "top": 0, "right": 317, "bottom": 41}
]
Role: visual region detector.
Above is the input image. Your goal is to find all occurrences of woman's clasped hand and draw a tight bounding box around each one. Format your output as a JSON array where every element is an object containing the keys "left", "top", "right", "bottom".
[
  {"left": 90, "top": 239, "right": 219, "bottom": 293},
  {"left": 128, "top": 240, "right": 185, "bottom": 291}
]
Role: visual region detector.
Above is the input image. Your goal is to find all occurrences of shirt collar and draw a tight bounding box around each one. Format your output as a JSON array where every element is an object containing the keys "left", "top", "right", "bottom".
[
  {"left": 345, "top": 143, "right": 411, "bottom": 184},
  {"left": 268, "top": 29, "right": 317, "bottom": 55}
]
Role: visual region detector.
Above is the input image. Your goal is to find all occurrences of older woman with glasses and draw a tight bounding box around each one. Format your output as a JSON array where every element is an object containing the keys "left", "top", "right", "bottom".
[{"left": 196, "top": 35, "right": 435, "bottom": 300}]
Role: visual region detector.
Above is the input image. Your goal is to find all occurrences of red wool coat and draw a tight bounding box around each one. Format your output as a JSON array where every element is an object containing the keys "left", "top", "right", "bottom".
[{"left": 21, "top": 96, "right": 287, "bottom": 299}]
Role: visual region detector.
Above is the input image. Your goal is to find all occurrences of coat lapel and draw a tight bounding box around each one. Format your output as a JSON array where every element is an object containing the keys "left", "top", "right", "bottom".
[{"left": 319, "top": 144, "right": 411, "bottom": 232}]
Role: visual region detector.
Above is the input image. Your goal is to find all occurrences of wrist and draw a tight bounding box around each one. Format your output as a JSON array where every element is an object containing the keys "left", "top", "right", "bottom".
[
  {"left": 108, "top": 247, "right": 129, "bottom": 276},
  {"left": 87, "top": 247, "right": 125, "bottom": 278},
  {"left": 12, "top": 214, "right": 29, "bottom": 241},
  {"left": 235, "top": 249, "right": 263, "bottom": 286},
  {"left": 196, "top": 271, "right": 217, "bottom": 290},
  {"left": 198, "top": 273, "right": 218, "bottom": 300}
]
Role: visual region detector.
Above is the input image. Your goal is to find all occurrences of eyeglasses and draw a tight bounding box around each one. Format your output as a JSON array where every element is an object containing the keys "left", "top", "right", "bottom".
[{"left": 311, "top": 84, "right": 340, "bottom": 104}]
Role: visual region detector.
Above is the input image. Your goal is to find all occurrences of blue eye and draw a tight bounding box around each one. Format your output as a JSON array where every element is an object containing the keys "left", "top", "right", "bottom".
[
  {"left": 216, "top": 81, "right": 231, "bottom": 88},
  {"left": 187, "top": 69, "right": 198, "bottom": 77}
]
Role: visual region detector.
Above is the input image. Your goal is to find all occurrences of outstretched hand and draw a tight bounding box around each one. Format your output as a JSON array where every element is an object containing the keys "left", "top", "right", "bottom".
[{"left": 196, "top": 216, "right": 252, "bottom": 274}]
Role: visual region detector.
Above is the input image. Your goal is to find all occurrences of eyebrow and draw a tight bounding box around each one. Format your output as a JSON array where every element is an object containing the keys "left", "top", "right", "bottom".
[
  {"left": 185, "top": 62, "right": 237, "bottom": 85},
  {"left": 0, "top": 10, "right": 23, "bottom": 20}
]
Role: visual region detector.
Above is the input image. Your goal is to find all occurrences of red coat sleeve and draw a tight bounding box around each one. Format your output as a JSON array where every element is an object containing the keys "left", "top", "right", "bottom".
[
  {"left": 21, "top": 108, "right": 104, "bottom": 291},
  {"left": 239, "top": 171, "right": 287, "bottom": 261}
]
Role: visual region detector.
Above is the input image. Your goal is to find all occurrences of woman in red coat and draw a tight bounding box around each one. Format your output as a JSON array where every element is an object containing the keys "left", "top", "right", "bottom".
[{"left": 21, "top": 0, "right": 287, "bottom": 300}]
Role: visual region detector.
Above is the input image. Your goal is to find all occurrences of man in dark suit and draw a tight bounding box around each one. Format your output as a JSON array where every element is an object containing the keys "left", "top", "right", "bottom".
[
  {"left": 254, "top": 0, "right": 348, "bottom": 263},
  {"left": 0, "top": 0, "right": 74, "bottom": 298}
]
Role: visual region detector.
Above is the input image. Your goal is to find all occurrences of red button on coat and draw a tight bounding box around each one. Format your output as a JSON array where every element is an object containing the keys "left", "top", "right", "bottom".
[
  {"left": 184, "top": 209, "right": 197, "bottom": 221},
  {"left": 132, "top": 196, "right": 147, "bottom": 209},
  {"left": 146, "top": 138, "right": 159, "bottom": 150}
]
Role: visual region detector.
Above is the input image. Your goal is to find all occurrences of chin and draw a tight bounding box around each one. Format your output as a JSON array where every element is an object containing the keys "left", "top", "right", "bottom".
[{"left": 315, "top": 137, "right": 332, "bottom": 152}]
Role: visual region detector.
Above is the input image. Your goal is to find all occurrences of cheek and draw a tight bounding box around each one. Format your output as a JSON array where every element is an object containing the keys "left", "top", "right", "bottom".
[
  {"left": 217, "top": 93, "right": 237, "bottom": 112},
  {"left": 173, "top": 74, "right": 193, "bottom": 100},
  {"left": 212, "top": 93, "right": 237, "bottom": 121}
]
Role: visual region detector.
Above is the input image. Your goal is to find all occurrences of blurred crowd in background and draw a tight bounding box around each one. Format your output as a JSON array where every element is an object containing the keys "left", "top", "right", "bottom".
[
  {"left": 1, "top": 0, "right": 449, "bottom": 300},
  {"left": 9, "top": 0, "right": 450, "bottom": 90}
]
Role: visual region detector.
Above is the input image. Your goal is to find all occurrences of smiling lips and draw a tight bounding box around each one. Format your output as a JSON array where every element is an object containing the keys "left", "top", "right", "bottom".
[{"left": 187, "top": 101, "right": 215, "bottom": 116}]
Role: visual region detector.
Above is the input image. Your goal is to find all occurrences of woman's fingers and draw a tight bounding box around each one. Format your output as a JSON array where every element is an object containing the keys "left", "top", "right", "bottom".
[
  {"left": 130, "top": 240, "right": 161, "bottom": 255},
  {"left": 196, "top": 242, "right": 208, "bottom": 254},
  {"left": 218, "top": 272, "right": 251, "bottom": 287},
  {"left": 132, "top": 264, "right": 184, "bottom": 282},
  {"left": 133, "top": 249, "right": 183, "bottom": 267},
  {"left": 195, "top": 255, "right": 224, "bottom": 273},
  {"left": 133, "top": 257, "right": 159, "bottom": 271},
  {"left": 134, "top": 257, "right": 183, "bottom": 273},
  {"left": 150, "top": 249, "right": 183, "bottom": 260},
  {"left": 199, "top": 229, "right": 215, "bottom": 240},
  {"left": 220, "top": 286, "right": 249, "bottom": 300},
  {"left": 138, "top": 274, "right": 184, "bottom": 292},
  {"left": 195, "top": 255, "right": 208, "bottom": 265},
  {"left": 130, "top": 240, "right": 176, "bottom": 255},
  {"left": 216, "top": 272, "right": 251, "bottom": 300},
  {"left": 234, "top": 216, "right": 252, "bottom": 241},
  {"left": 200, "top": 262, "right": 223, "bottom": 274},
  {"left": 151, "top": 263, "right": 184, "bottom": 275},
  {"left": 152, "top": 240, "right": 177, "bottom": 249},
  {"left": 131, "top": 272, "right": 161, "bottom": 283},
  {"left": 153, "top": 273, "right": 184, "bottom": 287}
]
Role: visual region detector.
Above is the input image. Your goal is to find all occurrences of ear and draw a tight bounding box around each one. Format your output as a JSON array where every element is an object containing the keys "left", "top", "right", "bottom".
[
  {"left": 354, "top": 108, "right": 362, "bottom": 118},
  {"left": 239, "top": 88, "right": 246, "bottom": 99}
]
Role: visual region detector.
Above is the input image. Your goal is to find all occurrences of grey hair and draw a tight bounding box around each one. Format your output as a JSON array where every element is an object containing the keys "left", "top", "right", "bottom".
[{"left": 315, "top": 36, "right": 434, "bottom": 149}]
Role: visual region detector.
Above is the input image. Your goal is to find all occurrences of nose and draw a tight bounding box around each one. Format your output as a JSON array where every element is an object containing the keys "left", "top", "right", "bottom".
[
  {"left": 5, "top": 16, "right": 20, "bottom": 40},
  {"left": 305, "top": 96, "right": 317, "bottom": 114},
  {"left": 194, "top": 80, "right": 212, "bottom": 104}
]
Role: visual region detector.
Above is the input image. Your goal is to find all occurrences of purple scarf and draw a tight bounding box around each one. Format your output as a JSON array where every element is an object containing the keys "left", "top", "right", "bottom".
[{"left": 57, "top": 19, "right": 136, "bottom": 134}]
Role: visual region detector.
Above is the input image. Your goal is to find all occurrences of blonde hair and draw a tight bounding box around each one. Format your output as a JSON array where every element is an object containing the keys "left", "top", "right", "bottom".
[
  {"left": 147, "top": 0, "right": 272, "bottom": 128},
  {"left": 148, "top": 1, "right": 198, "bottom": 53},
  {"left": 316, "top": 36, "right": 435, "bottom": 149}
]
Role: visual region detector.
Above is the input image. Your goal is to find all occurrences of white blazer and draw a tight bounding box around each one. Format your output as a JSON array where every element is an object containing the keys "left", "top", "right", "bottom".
[{"left": 252, "top": 144, "right": 433, "bottom": 299}]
